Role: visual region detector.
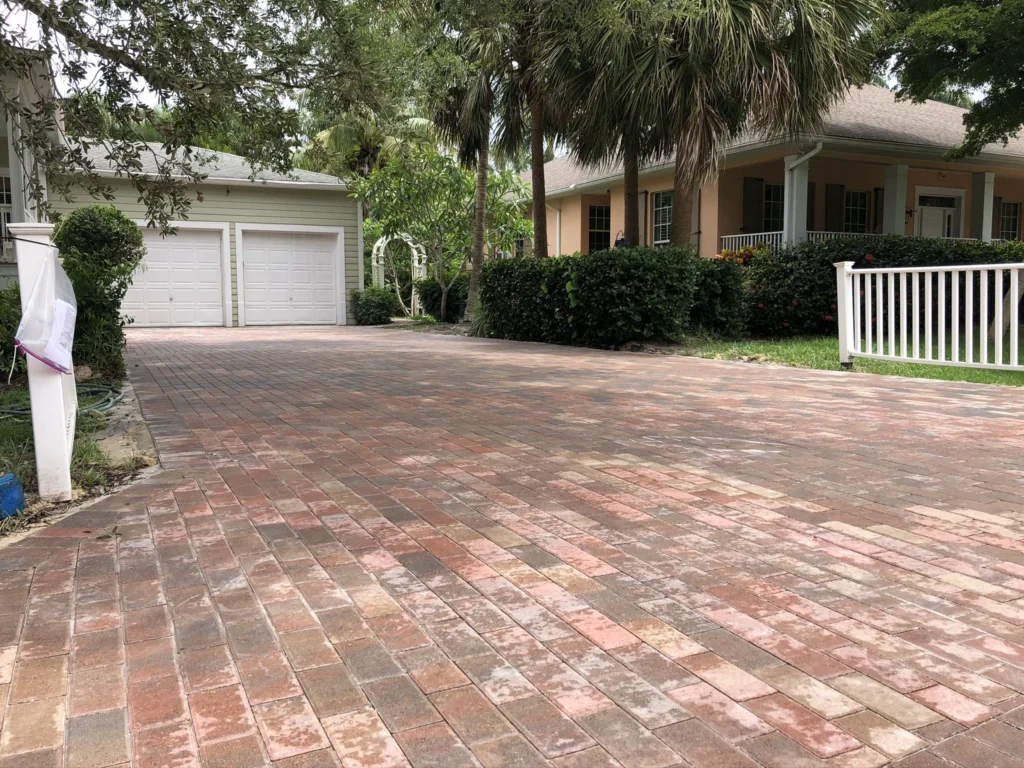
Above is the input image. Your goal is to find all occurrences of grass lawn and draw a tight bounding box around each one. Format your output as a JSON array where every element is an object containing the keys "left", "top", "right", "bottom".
[
  {"left": 671, "top": 335, "right": 1024, "bottom": 387},
  {"left": 0, "top": 384, "right": 146, "bottom": 530}
]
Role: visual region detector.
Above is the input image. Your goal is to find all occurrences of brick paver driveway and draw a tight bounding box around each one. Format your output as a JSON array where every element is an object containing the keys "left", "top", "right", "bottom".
[{"left": 2, "top": 327, "right": 1024, "bottom": 767}]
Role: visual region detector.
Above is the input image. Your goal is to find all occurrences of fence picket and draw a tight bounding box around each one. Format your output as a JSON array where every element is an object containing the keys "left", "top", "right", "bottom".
[
  {"left": 952, "top": 271, "right": 960, "bottom": 363},
  {"left": 1013, "top": 269, "right": 1020, "bottom": 366},
  {"left": 981, "top": 269, "right": 989, "bottom": 365},
  {"left": 912, "top": 272, "right": 920, "bottom": 359},
  {"left": 996, "top": 269, "right": 1004, "bottom": 365},
  {"left": 925, "top": 272, "right": 933, "bottom": 361},
  {"left": 966, "top": 270, "right": 974, "bottom": 364},
  {"left": 900, "top": 272, "right": 908, "bottom": 358}
]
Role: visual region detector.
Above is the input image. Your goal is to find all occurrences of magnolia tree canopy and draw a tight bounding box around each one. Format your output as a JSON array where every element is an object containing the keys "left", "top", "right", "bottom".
[
  {"left": 354, "top": 147, "right": 532, "bottom": 320},
  {"left": 1, "top": 0, "right": 399, "bottom": 227}
]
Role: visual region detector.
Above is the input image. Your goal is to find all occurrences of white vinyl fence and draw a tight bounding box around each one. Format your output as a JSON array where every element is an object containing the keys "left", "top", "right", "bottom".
[{"left": 835, "top": 260, "right": 1024, "bottom": 371}]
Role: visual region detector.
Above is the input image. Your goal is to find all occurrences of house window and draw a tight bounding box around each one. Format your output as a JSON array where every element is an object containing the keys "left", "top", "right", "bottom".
[
  {"left": 514, "top": 238, "right": 525, "bottom": 259},
  {"left": 763, "top": 183, "right": 784, "bottom": 232},
  {"left": 0, "top": 177, "right": 12, "bottom": 246},
  {"left": 653, "top": 191, "right": 673, "bottom": 245},
  {"left": 844, "top": 190, "right": 868, "bottom": 233},
  {"left": 1001, "top": 201, "right": 1020, "bottom": 241},
  {"left": 588, "top": 205, "right": 611, "bottom": 252}
]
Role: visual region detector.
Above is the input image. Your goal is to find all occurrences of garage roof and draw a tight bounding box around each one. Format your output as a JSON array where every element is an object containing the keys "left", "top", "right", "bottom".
[{"left": 84, "top": 142, "right": 347, "bottom": 189}]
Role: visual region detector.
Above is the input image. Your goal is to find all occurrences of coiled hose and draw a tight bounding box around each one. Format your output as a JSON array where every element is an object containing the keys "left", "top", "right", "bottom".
[{"left": 0, "top": 383, "right": 123, "bottom": 421}]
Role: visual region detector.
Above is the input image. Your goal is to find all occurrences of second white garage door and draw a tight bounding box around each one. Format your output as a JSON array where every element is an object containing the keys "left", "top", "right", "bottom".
[
  {"left": 124, "top": 227, "right": 227, "bottom": 327},
  {"left": 241, "top": 230, "right": 341, "bottom": 325}
]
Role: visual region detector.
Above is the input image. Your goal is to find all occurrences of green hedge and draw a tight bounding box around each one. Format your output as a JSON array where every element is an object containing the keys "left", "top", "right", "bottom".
[
  {"left": 415, "top": 273, "right": 469, "bottom": 322},
  {"left": 691, "top": 257, "right": 746, "bottom": 338},
  {"left": 480, "top": 246, "right": 698, "bottom": 348},
  {"left": 352, "top": 286, "right": 399, "bottom": 325},
  {"left": 745, "top": 236, "right": 1024, "bottom": 336}
]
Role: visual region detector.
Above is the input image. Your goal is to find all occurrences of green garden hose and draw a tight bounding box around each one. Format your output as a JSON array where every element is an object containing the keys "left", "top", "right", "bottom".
[{"left": 0, "top": 383, "right": 123, "bottom": 421}]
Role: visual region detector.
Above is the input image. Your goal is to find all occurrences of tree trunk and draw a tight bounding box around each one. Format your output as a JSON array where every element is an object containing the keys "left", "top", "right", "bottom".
[
  {"left": 623, "top": 145, "right": 639, "bottom": 247},
  {"left": 529, "top": 91, "right": 548, "bottom": 259},
  {"left": 670, "top": 143, "right": 690, "bottom": 248},
  {"left": 440, "top": 285, "right": 449, "bottom": 324},
  {"left": 464, "top": 133, "right": 490, "bottom": 322}
]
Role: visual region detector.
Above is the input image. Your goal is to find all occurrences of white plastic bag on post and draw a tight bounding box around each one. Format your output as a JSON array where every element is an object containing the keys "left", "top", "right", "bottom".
[{"left": 14, "top": 248, "right": 77, "bottom": 374}]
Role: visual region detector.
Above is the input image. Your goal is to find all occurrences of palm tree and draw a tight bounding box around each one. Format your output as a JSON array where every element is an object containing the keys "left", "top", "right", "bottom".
[
  {"left": 546, "top": 1, "right": 664, "bottom": 247},
  {"left": 631, "top": 0, "right": 881, "bottom": 247},
  {"left": 485, "top": 2, "right": 561, "bottom": 259},
  {"left": 433, "top": 59, "right": 494, "bottom": 321}
]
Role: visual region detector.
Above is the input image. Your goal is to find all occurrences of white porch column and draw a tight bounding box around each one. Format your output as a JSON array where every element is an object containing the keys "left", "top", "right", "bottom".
[
  {"left": 883, "top": 165, "right": 908, "bottom": 234},
  {"left": 10, "top": 223, "right": 75, "bottom": 501},
  {"left": 783, "top": 154, "right": 809, "bottom": 246},
  {"left": 971, "top": 172, "right": 995, "bottom": 241},
  {"left": 4, "top": 112, "right": 26, "bottom": 225}
]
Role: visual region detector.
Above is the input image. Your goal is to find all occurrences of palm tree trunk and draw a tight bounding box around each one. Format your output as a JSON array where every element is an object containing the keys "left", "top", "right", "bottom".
[
  {"left": 670, "top": 145, "right": 690, "bottom": 247},
  {"left": 623, "top": 145, "right": 640, "bottom": 247},
  {"left": 529, "top": 91, "right": 548, "bottom": 259},
  {"left": 464, "top": 134, "right": 490, "bottom": 322}
]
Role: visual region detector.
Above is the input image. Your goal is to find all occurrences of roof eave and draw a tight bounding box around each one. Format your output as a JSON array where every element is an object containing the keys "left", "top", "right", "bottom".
[{"left": 92, "top": 168, "right": 350, "bottom": 192}]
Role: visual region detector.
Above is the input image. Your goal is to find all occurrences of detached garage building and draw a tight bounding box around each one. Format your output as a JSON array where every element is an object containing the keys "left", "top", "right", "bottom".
[{"left": 49, "top": 146, "right": 360, "bottom": 327}]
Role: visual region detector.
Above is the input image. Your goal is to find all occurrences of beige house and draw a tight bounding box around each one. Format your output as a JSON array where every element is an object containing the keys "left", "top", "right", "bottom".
[{"left": 533, "top": 85, "right": 1024, "bottom": 259}]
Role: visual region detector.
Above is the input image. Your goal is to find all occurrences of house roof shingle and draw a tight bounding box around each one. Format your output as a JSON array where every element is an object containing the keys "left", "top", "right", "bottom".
[
  {"left": 539, "top": 85, "right": 1024, "bottom": 195},
  {"left": 86, "top": 142, "right": 346, "bottom": 188}
]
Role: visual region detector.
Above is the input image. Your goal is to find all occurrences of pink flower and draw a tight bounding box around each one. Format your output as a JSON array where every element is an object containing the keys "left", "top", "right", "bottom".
[
  {"left": 792, "top": 299, "right": 799, "bottom": 307},
  {"left": 824, "top": 315, "right": 834, "bottom": 322},
  {"left": 757, "top": 303, "right": 765, "bottom": 309},
  {"left": 865, "top": 254, "right": 875, "bottom": 262}
]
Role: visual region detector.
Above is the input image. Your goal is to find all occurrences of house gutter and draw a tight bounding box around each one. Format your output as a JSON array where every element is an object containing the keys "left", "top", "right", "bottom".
[{"left": 786, "top": 142, "right": 823, "bottom": 170}]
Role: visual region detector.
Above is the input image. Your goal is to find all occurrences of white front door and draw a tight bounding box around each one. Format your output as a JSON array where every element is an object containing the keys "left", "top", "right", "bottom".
[
  {"left": 919, "top": 207, "right": 957, "bottom": 239},
  {"left": 124, "top": 228, "right": 226, "bottom": 326},
  {"left": 241, "top": 231, "right": 339, "bottom": 325}
]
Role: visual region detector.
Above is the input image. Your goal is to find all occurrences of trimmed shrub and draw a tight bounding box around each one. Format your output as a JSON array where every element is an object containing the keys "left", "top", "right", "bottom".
[
  {"left": 352, "top": 286, "right": 399, "bottom": 325},
  {"left": 745, "top": 236, "right": 1024, "bottom": 336},
  {"left": 0, "top": 285, "right": 23, "bottom": 376},
  {"left": 479, "top": 257, "right": 574, "bottom": 343},
  {"left": 480, "top": 246, "right": 698, "bottom": 348},
  {"left": 415, "top": 273, "right": 470, "bottom": 322},
  {"left": 53, "top": 205, "right": 145, "bottom": 378},
  {"left": 570, "top": 247, "right": 698, "bottom": 348},
  {"left": 691, "top": 257, "right": 746, "bottom": 338}
]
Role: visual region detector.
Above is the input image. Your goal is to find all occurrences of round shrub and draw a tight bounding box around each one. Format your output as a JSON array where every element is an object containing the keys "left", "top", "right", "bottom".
[
  {"left": 414, "top": 273, "right": 470, "bottom": 322},
  {"left": 53, "top": 205, "right": 145, "bottom": 378},
  {"left": 352, "top": 286, "right": 399, "bottom": 325}
]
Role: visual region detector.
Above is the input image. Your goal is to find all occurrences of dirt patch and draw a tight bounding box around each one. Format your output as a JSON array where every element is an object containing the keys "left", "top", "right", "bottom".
[
  {"left": 391, "top": 322, "right": 472, "bottom": 336},
  {"left": 93, "top": 380, "right": 158, "bottom": 468}
]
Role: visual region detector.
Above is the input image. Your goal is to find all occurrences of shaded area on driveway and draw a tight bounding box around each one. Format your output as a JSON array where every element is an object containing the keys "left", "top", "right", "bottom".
[{"left": 0, "top": 326, "right": 1023, "bottom": 767}]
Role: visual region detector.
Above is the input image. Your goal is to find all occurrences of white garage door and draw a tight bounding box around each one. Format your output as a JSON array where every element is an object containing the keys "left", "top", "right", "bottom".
[
  {"left": 124, "top": 228, "right": 225, "bottom": 327},
  {"left": 242, "top": 231, "right": 339, "bottom": 325}
]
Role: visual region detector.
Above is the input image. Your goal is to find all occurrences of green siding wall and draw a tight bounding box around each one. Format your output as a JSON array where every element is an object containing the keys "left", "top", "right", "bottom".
[{"left": 50, "top": 179, "right": 359, "bottom": 325}]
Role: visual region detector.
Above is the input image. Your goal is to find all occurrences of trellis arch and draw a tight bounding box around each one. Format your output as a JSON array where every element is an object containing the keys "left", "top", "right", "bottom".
[{"left": 371, "top": 234, "right": 428, "bottom": 316}]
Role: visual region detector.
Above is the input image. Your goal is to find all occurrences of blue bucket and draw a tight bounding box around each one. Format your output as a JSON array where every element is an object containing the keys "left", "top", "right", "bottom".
[{"left": 0, "top": 474, "right": 25, "bottom": 519}]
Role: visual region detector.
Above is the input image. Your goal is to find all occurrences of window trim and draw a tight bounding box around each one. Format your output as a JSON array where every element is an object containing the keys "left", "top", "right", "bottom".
[
  {"left": 843, "top": 189, "right": 869, "bottom": 234},
  {"left": 588, "top": 204, "right": 611, "bottom": 253},
  {"left": 763, "top": 183, "right": 784, "bottom": 233},
  {"left": 1001, "top": 201, "right": 1020, "bottom": 241},
  {"left": 652, "top": 190, "right": 673, "bottom": 245}
]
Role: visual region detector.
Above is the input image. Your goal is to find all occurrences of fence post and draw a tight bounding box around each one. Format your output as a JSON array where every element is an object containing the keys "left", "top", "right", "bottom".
[
  {"left": 10, "top": 223, "right": 76, "bottom": 502},
  {"left": 834, "top": 261, "right": 856, "bottom": 369}
]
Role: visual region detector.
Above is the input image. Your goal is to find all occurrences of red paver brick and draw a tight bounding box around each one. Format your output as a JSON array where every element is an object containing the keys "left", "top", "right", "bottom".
[
  {"left": 189, "top": 683, "right": 257, "bottom": 744},
  {"left": 744, "top": 693, "right": 861, "bottom": 758},
  {"left": 667, "top": 682, "right": 773, "bottom": 743},
  {"left": 252, "top": 695, "right": 329, "bottom": 760},
  {"left": 132, "top": 721, "right": 200, "bottom": 768},
  {"left": 322, "top": 708, "right": 409, "bottom": 768},
  {"left": 910, "top": 684, "right": 997, "bottom": 726}
]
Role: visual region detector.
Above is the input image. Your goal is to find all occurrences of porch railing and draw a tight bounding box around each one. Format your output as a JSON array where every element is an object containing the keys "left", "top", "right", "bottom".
[
  {"left": 807, "top": 231, "right": 886, "bottom": 243},
  {"left": 835, "top": 260, "right": 1024, "bottom": 371},
  {"left": 719, "top": 232, "right": 783, "bottom": 251}
]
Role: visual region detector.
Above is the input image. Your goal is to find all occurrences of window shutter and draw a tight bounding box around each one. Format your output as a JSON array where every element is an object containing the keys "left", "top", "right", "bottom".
[
  {"left": 993, "top": 196, "right": 1003, "bottom": 238},
  {"left": 873, "top": 188, "right": 885, "bottom": 233},
  {"left": 806, "top": 183, "right": 816, "bottom": 231},
  {"left": 742, "top": 178, "right": 764, "bottom": 233},
  {"left": 826, "top": 184, "right": 845, "bottom": 232}
]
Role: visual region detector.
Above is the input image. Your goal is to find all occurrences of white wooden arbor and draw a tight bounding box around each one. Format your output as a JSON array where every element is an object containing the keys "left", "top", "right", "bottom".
[{"left": 371, "top": 234, "right": 427, "bottom": 316}]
